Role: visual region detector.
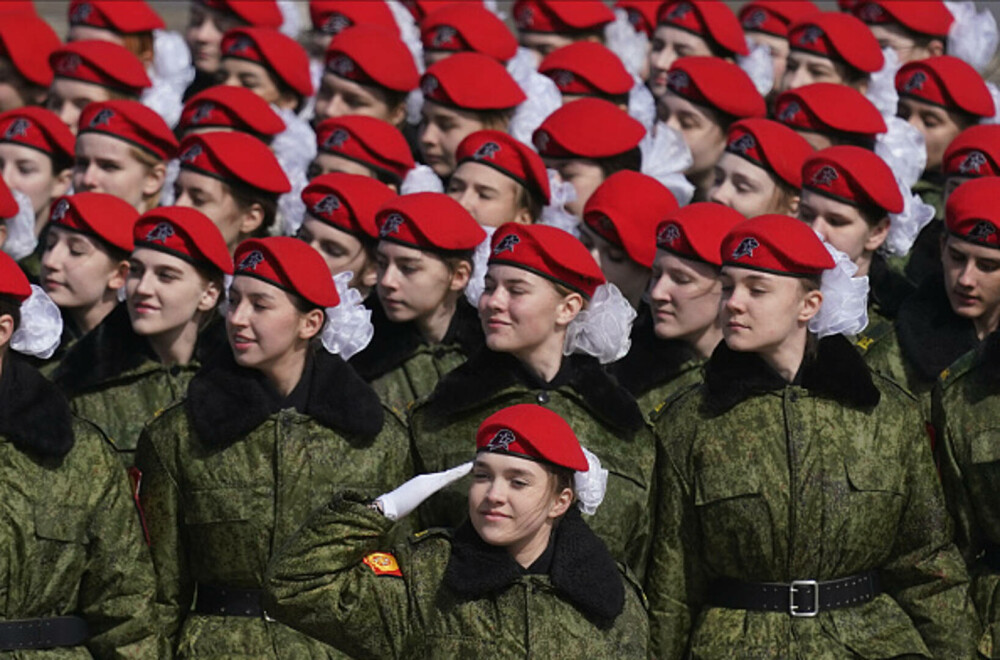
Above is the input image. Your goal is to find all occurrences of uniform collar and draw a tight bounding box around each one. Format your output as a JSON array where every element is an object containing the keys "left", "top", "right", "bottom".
[
  {"left": 895, "top": 273, "right": 978, "bottom": 382},
  {"left": 609, "top": 304, "right": 700, "bottom": 398},
  {"left": 0, "top": 355, "right": 75, "bottom": 457}
]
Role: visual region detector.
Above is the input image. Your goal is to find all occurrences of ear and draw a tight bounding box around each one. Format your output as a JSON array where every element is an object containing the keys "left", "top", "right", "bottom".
[
  {"left": 298, "top": 307, "right": 326, "bottom": 340},
  {"left": 548, "top": 487, "right": 574, "bottom": 519},
  {"left": 0, "top": 222, "right": 8, "bottom": 250},
  {"left": 196, "top": 279, "right": 222, "bottom": 313},
  {"left": 798, "top": 288, "right": 823, "bottom": 323},
  {"left": 0, "top": 313, "right": 15, "bottom": 350},
  {"left": 51, "top": 167, "right": 73, "bottom": 198},
  {"left": 448, "top": 259, "right": 472, "bottom": 292},
  {"left": 274, "top": 91, "right": 299, "bottom": 111},
  {"left": 927, "top": 39, "right": 945, "bottom": 57},
  {"left": 387, "top": 102, "right": 407, "bottom": 129},
  {"left": 142, "top": 161, "right": 167, "bottom": 197},
  {"left": 108, "top": 259, "right": 130, "bottom": 291},
  {"left": 513, "top": 206, "right": 533, "bottom": 225},
  {"left": 864, "top": 215, "right": 891, "bottom": 253},
  {"left": 554, "top": 291, "right": 584, "bottom": 327},
  {"left": 359, "top": 260, "right": 378, "bottom": 289},
  {"left": 237, "top": 202, "right": 265, "bottom": 237},
  {"left": 784, "top": 193, "right": 801, "bottom": 216}
]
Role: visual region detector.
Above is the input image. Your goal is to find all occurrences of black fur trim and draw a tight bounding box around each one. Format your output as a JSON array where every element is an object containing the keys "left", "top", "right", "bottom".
[
  {"left": 350, "top": 297, "right": 483, "bottom": 381},
  {"left": 423, "top": 350, "right": 645, "bottom": 434},
  {"left": 0, "top": 355, "right": 75, "bottom": 457},
  {"left": 186, "top": 348, "right": 385, "bottom": 448},
  {"left": 444, "top": 507, "right": 625, "bottom": 627},
  {"left": 703, "top": 335, "right": 881, "bottom": 415},
  {"left": 609, "top": 305, "right": 697, "bottom": 397},
  {"left": 868, "top": 253, "right": 915, "bottom": 320},
  {"left": 895, "top": 274, "right": 977, "bottom": 382},
  {"left": 975, "top": 331, "right": 1000, "bottom": 385}
]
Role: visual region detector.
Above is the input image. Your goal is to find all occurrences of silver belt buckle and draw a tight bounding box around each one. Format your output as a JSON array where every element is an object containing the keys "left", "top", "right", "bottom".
[{"left": 789, "top": 579, "right": 819, "bottom": 617}]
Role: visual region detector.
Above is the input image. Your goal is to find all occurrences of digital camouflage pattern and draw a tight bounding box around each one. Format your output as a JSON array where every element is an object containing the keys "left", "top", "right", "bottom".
[
  {"left": 263, "top": 492, "right": 649, "bottom": 659},
  {"left": 634, "top": 360, "right": 703, "bottom": 420}
]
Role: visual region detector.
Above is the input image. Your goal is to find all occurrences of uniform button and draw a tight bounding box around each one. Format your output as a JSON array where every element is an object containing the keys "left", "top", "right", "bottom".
[
  {"left": 789, "top": 392, "right": 798, "bottom": 402},
  {"left": 169, "top": 365, "right": 181, "bottom": 377},
  {"left": 536, "top": 391, "right": 549, "bottom": 404}
]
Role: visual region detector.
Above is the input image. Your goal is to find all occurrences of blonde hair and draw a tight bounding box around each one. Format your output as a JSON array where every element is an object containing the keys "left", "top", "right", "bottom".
[{"left": 128, "top": 146, "right": 166, "bottom": 208}]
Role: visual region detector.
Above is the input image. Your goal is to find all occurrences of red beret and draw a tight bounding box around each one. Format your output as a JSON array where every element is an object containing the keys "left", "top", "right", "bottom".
[
  {"left": 0, "top": 178, "right": 16, "bottom": 220},
  {"left": 78, "top": 100, "right": 178, "bottom": 161},
  {"left": 513, "top": 0, "right": 615, "bottom": 34},
  {"left": 802, "top": 146, "right": 903, "bottom": 215},
  {"left": 400, "top": 0, "right": 472, "bottom": 22},
  {"left": 657, "top": 0, "right": 749, "bottom": 57},
  {"left": 896, "top": 56, "right": 994, "bottom": 118},
  {"left": 50, "top": 40, "right": 151, "bottom": 96},
  {"left": 489, "top": 222, "right": 605, "bottom": 298},
  {"left": 234, "top": 236, "right": 339, "bottom": 308},
  {"left": 178, "top": 132, "right": 290, "bottom": 195},
  {"left": 301, "top": 172, "right": 396, "bottom": 240},
  {"left": 68, "top": 0, "right": 164, "bottom": 33},
  {"left": 376, "top": 193, "right": 485, "bottom": 252},
  {"left": 666, "top": 57, "right": 766, "bottom": 119},
  {"left": 0, "top": 107, "right": 75, "bottom": 164},
  {"left": 854, "top": 0, "right": 953, "bottom": 38},
  {"left": 656, "top": 202, "right": 747, "bottom": 266},
  {"left": 0, "top": 15, "right": 61, "bottom": 87},
  {"left": 476, "top": 404, "right": 588, "bottom": 472},
  {"left": 616, "top": 1, "right": 659, "bottom": 37},
  {"left": 788, "top": 12, "right": 883, "bottom": 74},
  {"left": 539, "top": 42, "right": 633, "bottom": 98},
  {"left": 422, "top": 3, "right": 518, "bottom": 63},
  {"left": 325, "top": 25, "right": 419, "bottom": 93},
  {"left": 775, "top": 83, "right": 886, "bottom": 140},
  {"left": 196, "top": 0, "right": 283, "bottom": 28},
  {"left": 583, "top": 171, "right": 678, "bottom": 268},
  {"left": 180, "top": 85, "right": 285, "bottom": 138},
  {"left": 456, "top": 130, "right": 550, "bottom": 205},
  {"left": 309, "top": 1, "right": 398, "bottom": 36},
  {"left": 0, "top": 251, "right": 30, "bottom": 302},
  {"left": 48, "top": 192, "right": 138, "bottom": 253},
  {"left": 722, "top": 214, "right": 834, "bottom": 276},
  {"left": 315, "top": 116, "right": 414, "bottom": 184},
  {"left": 838, "top": 0, "right": 861, "bottom": 11},
  {"left": 533, "top": 98, "right": 645, "bottom": 159},
  {"left": 421, "top": 52, "right": 525, "bottom": 111},
  {"left": 221, "top": 27, "right": 313, "bottom": 98},
  {"left": 944, "top": 125, "right": 1000, "bottom": 178},
  {"left": 739, "top": 1, "right": 819, "bottom": 38},
  {"left": 134, "top": 206, "right": 233, "bottom": 275},
  {"left": 725, "top": 119, "right": 815, "bottom": 189},
  {"left": 945, "top": 177, "right": 1000, "bottom": 249}
]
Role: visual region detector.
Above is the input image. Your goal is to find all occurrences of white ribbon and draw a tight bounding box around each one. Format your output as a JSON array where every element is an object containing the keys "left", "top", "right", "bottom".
[
  {"left": 465, "top": 225, "right": 496, "bottom": 307},
  {"left": 508, "top": 71, "right": 562, "bottom": 150},
  {"left": 983, "top": 82, "right": 1000, "bottom": 126},
  {"left": 866, "top": 47, "right": 901, "bottom": 119},
  {"left": 574, "top": 446, "right": 608, "bottom": 515},
  {"left": 2, "top": 190, "right": 37, "bottom": 262},
  {"left": 159, "top": 158, "right": 180, "bottom": 206},
  {"left": 641, "top": 123, "right": 695, "bottom": 206},
  {"left": 628, "top": 77, "right": 657, "bottom": 131},
  {"left": 401, "top": 163, "right": 444, "bottom": 194},
  {"left": 11, "top": 285, "right": 62, "bottom": 359},
  {"left": 376, "top": 460, "right": 473, "bottom": 520},
  {"left": 736, "top": 37, "right": 774, "bottom": 97},
  {"left": 876, "top": 117, "right": 927, "bottom": 189},
  {"left": 277, "top": 0, "right": 302, "bottom": 39},
  {"left": 605, "top": 8, "right": 648, "bottom": 78},
  {"left": 538, "top": 169, "right": 580, "bottom": 236},
  {"left": 808, "top": 239, "right": 869, "bottom": 338},
  {"left": 945, "top": 1, "right": 999, "bottom": 73},
  {"left": 883, "top": 175, "right": 935, "bottom": 257},
  {"left": 141, "top": 30, "right": 195, "bottom": 128},
  {"left": 563, "top": 282, "right": 636, "bottom": 364},
  {"left": 320, "top": 270, "right": 374, "bottom": 358},
  {"left": 388, "top": 0, "right": 425, "bottom": 74},
  {"left": 272, "top": 106, "right": 316, "bottom": 236}
]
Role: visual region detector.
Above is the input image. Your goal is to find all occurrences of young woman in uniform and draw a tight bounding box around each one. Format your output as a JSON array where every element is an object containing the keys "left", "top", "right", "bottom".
[
  {"left": 219, "top": 27, "right": 312, "bottom": 114},
  {"left": 777, "top": 12, "right": 882, "bottom": 94},
  {"left": 310, "top": 115, "right": 414, "bottom": 189},
  {"left": 513, "top": 0, "right": 614, "bottom": 66},
  {"left": 773, "top": 83, "right": 886, "bottom": 151}
]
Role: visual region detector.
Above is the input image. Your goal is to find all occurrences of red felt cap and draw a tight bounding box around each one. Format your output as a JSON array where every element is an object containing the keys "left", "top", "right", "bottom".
[
  {"left": 78, "top": 100, "right": 178, "bottom": 161},
  {"left": 616, "top": 0, "right": 659, "bottom": 37},
  {"left": 50, "top": 40, "right": 151, "bottom": 96},
  {"left": 134, "top": 206, "right": 233, "bottom": 275},
  {"left": 314, "top": 116, "right": 414, "bottom": 184},
  {"left": 309, "top": 1, "right": 398, "bottom": 36},
  {"left": 854, "top": 0, "right": 953, "bottom": 38},
  {"left": 375, "top": 192, "right": 485, "bottom": 252},
  {"left": 945, "top": 177, "right": 1000, "bottom": 249},
  {"left": 177, "top": 132, "right": 290, "bottom": 194},
  {"left": 0, "top": 107, "right": 75, "bottom": 164},
  {"left": 656, "top": 202, "right": 747, "bottom": 266},
  {"left": 802, "top": 146, "right": 903, "bottom": 214},
  {"left": 838, "top": 0, "right": 862, "bottom": 11},
  {"left": 196, "top": 0, "right": 283, "bottom": 28},
  {"left": 896, "top": 56, "right": 994, "bottom": 118},
  {"left": 666, "top": 56, "right": 766, "bottom": 119},
  {"left": 456, "top": 130, "right": 550, "bottom": 204},
  {"left": 422, "top": 3, "right": 518, "bottom": 63},
  {"left": 583, "top": 171, "right": 679, "bottom": 268},
  {"left": 222, "top": 27, "right": 313, "bottom": 98},
  {"left": 68, "top": 0, "right": 164, "bottom": 33},
  {"left": 489, "top": 222, "right": 605, "bottom": 298},
  {"left": 476, "top": 404, "right": 588, "bottom": 471},
  {"left": 725, "top": 119, "right": 815, "bottom": 189},
  {"left": 234, "top": 236, "right": 339, "bottom": 307},
  {"left": 739, "top": 1, "right": 819, "bottom": 38},
  {"left": 180, "top": 85, "right": 285, "bottom": 138},
  {"left": 788, "top": 12, "right": 883, "bottom": 74},
  {"left": 775, "top": 83, "right": 886, "bottom": 139},
  {"left": 722, "top": 214, "right": 834, "bottom": 276},
  {"left": 657, "top": 0, "right": 749, "bottom": 56},
  {"left": 533, "top": 97, "right": 645, "bottom": 159},
  {"left": 0, "top": 15, "right": 61, "bottom": 87},
  {"left": 401, "top": 0, "right": 473, "bottom": 22},
  {"left": 421, "top": 52, "right": 525, "bottom": 111},
  {"left": 944, "top": 125, "right": 1000, "bottom": 178},
  {"left": 513, "top": 0, "right": 615, "bottom": 34},
  {"left": 301, "top": 172, "right": 396, "bottom": 240},
  {"left": 325, "top": 24, "right": 419, "bottom": 93},
  {"left": 0, "top": 251, "right": 30, "bottom": 302},
  {"left": 48, "top": 192, "right": 138, "bottom": 253},
  {"left": 539, "top": 42, "right": 633, "bottom": 97},
  {"left": 0, "top": 178, "right": 15, "bottom": 219}
]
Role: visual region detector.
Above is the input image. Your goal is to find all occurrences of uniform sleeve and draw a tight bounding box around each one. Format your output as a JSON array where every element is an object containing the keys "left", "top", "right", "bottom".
[{"left": 933, "top": 381, "right": 981, "bottom": 563}]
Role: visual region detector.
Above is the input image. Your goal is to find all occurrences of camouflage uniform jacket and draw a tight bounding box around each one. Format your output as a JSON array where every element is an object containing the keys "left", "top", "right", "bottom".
[
  {"left": 350, "top": 297, "right": 483, "bottom": 423},
  {"left": 263, "top": 492, "right": 649, "bottom": 659},
  {"left": 0, "top": 355, "right": 162, "bottom": 658},
  {"left": 134, "top": 349, "right": 413, "bottom": 658},
  {"left": 647, "top": 336, "right": 976, "bottom": 659},
  {"left": 408, "top": 349, "right": 656, "bottom": 581}
]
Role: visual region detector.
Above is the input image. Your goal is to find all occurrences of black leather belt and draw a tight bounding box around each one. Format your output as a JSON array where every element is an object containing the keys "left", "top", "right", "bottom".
[
  {"left": 0, "top": 615, "right": 89, "bottom": 650},
  {"left": 709, "top": 571, "right": 881, "bottom": 617},
  {"left": 194, "top": 584, "right": 271, "bottom": 619}
]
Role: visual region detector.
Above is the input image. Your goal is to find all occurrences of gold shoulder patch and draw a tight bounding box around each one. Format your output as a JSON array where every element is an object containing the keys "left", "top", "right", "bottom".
[
  {"left": 856, "top": 336, "right": 874, "bottom": 351},
  {"left": 363, "top": 552, "right": 402, "bottom": 577}
]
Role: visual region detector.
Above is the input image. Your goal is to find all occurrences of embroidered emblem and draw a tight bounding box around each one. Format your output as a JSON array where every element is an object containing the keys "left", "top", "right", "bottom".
[
  {"left": 969, "top": 221, "right": 997, "bottom": 242},
  {"left": 742, "top": 8, "right": 766, "bottom": 30},
  {"left": 380, "top": 212, "right": 405, "bottom": 237},
  {"left": 237, "top": 249, "right": 265, "bottom": 271},
  {"left": 4, "top": 118, "right": 29, "bottom": 139},
  {"left": 658, "top": 223, "right": 681, "bottom": 247},
  {"left": 667, "top": 2, "right": 692, "bottom": 20},
  {"left": 89, "top": 108, "right": 114, "bottom": 127},
  {"left": 667, "top": 70, "right": 690, "bottom": 94},
  {"left": 329, "top": 55, "right": 355, "bottom": 77},
  {"left": 492, "top": 234, "right": 520, "bottom": 255},
  {"left": 858, "top": 3, "right": 886, "bottom": 23},
  {"left": 486, "top": 428, "right": 516, "bottom": 451},
  {"left": 433, "top": 26, "right": 457, "bottom": 47},
  {"left": 777, "top": 101, "right": 801, "bottom": 123},
  {"left": 552, "top": 70, "right": 575, "bottom": 89},
  {"left": 363, "top": 552, "right": 402, "bottom": 577},
  {"left": 225, "top": 35, "right": 254, "bottom": 55},
  {"left": 191, "top": 102, "right": 215, "bottom": 125},
  {"left": 626, "top": 8, "right": 643, "bottom": 28},
  {"left": 323, "top": 128, "right": 349, "bottom": 149},
  {"left": 145, "top": 222, "right": 175, "bottom": 244},
  {"left": 313, "top": 194, "right": 341, "bottom": 216},
  {"left": 732, "top": 237, "right": 760, "bottom": 260},
  {"left": 421, "top": 75, "right": 440, "bottom": 96},
  {"left": 797, "top": 26, "right": 823, "bottom": 46},
  {"left": 179, "top": 144, "right": 203, "bottom": 164},
  {"left": 516, "top": 6, "right": 534, "bottom": 29},
  {"left": 728, "top": 134, "right": 756, "bottom": 155},
  {"left": 533, "top": 130, "right": 550, "bottom": 153},
  {"left": 322, "top": 13, "right": 351, "bottom": 35},
  {"left": 811, "top": 165, "right": 839, "bottom": 187},
  {"left": 903, "top": 71, "right": 927, "bottom": 93},
  {"left": 70, "top": 2, "right": 93, "bottom": 24},
  {"left": 473, "top": 141, "right": 501, "bottom": 160},
  {"left": 55, "top": 53, "right": 81, "bottom": 76},
  {"left": 51, "top": 199, "right": 70, "bottom": 223},
  {"left": 959, "top": 151, "right": 988, "bottom": 175}
]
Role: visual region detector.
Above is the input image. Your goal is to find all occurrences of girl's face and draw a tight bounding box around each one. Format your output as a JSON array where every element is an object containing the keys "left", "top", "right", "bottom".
[
  {"left": 578, "top": 223, "right": 650, "bottom": 309},
  {"left": 226, "top": 275, "right": 318, "bottom": 372},
  {"left": 307, "top": 152, "right": 379, "bottom": 182},
  {"left": 0, "top": 143, "right": 70, "bottom": 220},
  {"left": 720, "top": 266, "right": 819, "bottom": 355},
  {"left": 798, "top": 190, "right": 888, "bottom": 274},
  {"left": 648, "top": 26, "right": 715, "bottom": 99},
  {"left": 126, "top": 248, "right": 219, "bottom": 338},
  {"left": 419, "top": 101, "right": 489, "bottom": 179},
  {"left": 40, "top": 225, "right": 125, "bottom": 310},
  {"left": 73, "top": 133, "right": 161, "bottom": 212},
  {"left": 780, "top": 51, "right": 855, "bottom": 93},
  {"left": 375, "top": 241, "right": 460, "bottom": 324},
  {"left": 174, "top": 169, "right": 257, "bottom": 250},
  {"left": 747, "top": 32, "right": 791, "bottom": 88},
  {"left": 710, "top": 153, "right": 794, "bottom": 218},
  {"left": 897, "top": 97, "right": 968, "bottom": 173},
  {"left": 661, "top": 93, "right": 727, "bottom": 179},
  {"left": 544, "top": 157, "right": 605, "bottom": 218},
  {"left": 314, "top": 74, "right": 404, "bottom": 126},
  {"left": 941, "top": 235, "right": 1000, "bottom": 337},
  {"left": 221, "top": 58, "right": 296, "bottom": 111},
  {"left": 447, "top": 161, "right": 532, "bottom": 228},
  {"left": 186, "top": 3, "right": 241, "bottom": 74},
  {"left": 649, "top": 251, "right": 723, "bottom": 344},
  {"left": 46, "top": 78, "right": 113, "bottom": 134},
  {"left": 298, "top": 218, "right": 376, "bottom": 295},
  {"left": 869, "top": 23, "right": 943, "bottom": 66}
]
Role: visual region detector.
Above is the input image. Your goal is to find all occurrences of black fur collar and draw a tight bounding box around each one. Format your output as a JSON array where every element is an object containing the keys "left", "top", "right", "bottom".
[
  {"left": 186, "top": 348, "right": 384, "bottom": 448},
  {"left": 0, "top": 355, "right": 75, "bottom": 457},
  {"left": 443, "top": 507, "right": 625, "bottom": 628},
  {"left": 423, "top": 349, "right": 645, "bottom": 434},
  {"left": 971, "top": 330, "right": 1000, "bottom": 385},
  {"left": 895, "top": 274, "right": 977, "bottom": 382},
  {"left": 869, "top": 253, "right": 915, "bottom": 320},
  {"left": 703, "top": 335, "right": 880, "bottom": 415},
  {"left": 350, "top": 297, "right": 483, "bottom": 381},
  {"left": 609, "top": 305, "right": 699, "bottom": 397}
]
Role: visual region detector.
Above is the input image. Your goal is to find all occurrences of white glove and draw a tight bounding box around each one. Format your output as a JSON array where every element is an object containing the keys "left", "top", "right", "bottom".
[{"left": 375, "top": 461, "right": 474, "bottom": 521}]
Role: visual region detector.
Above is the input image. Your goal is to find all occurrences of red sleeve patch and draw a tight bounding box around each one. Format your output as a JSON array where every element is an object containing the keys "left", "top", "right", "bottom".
[
  {"left": 362, "top": 552, "right": 402, "bottom": 577},
  {"left": 128, "top": 466, "right": 150, "bottom": 546}
]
